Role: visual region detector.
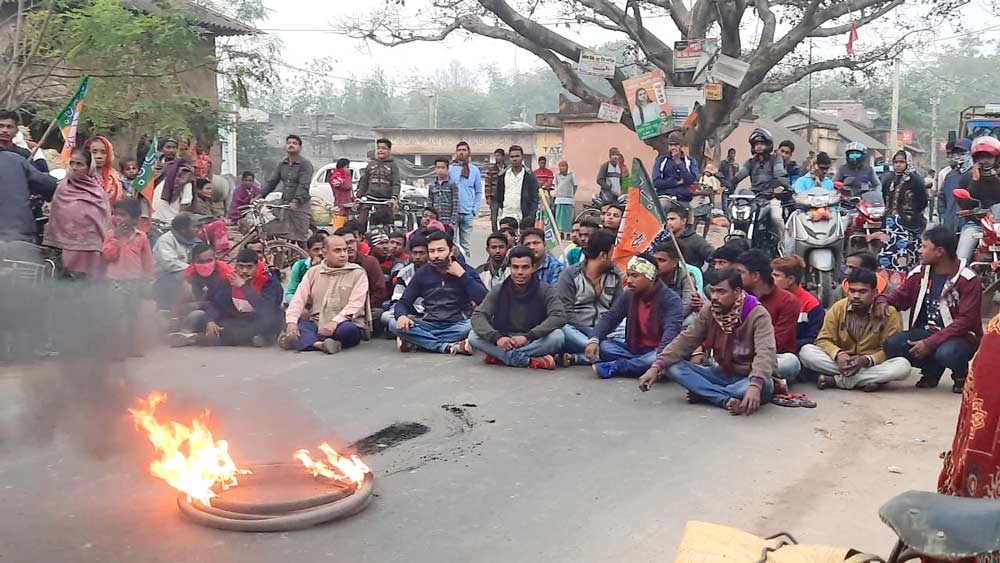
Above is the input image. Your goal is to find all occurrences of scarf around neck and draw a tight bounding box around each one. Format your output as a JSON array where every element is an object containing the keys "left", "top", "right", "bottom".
[
  {"left": 712, "top": 290, "right": 753, "bottom": 334},
  {"left": 160, "top": 158, "right": 192, "bottom": 203},
  {"left": 495, "top": 275, "right": 547, "bottom": 335}
]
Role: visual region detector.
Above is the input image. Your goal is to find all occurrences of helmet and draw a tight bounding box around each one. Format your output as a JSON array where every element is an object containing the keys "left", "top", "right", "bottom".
[
  {"left": 971, "top": 136, "right": 1000, "bottom": 159},
  {"left": 845, "top": 141, "right": 867, "bottom": 156},
  {"left": 748, "top": 128, "right": 773, "bottom": 150}
]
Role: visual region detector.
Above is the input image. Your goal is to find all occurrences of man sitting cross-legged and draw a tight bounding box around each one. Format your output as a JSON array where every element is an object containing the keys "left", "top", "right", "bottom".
[
  {"left": 584, "top": 254, "right": 685, "bottom": 379},
  {"left": 799, "top": 267, "right": 911, "bottom": 391},
  {"left": 381, "top": 234, "right": 430, "bottom": 329},
  {"left": 282, "top": 235, "right": 369, "bottom": 354},
  {"left": 390, "top": 230, "right": 488, "bottom": 354},
  {"left": 639, "top": 268, "right": 777, "bottom": 416},
  {"left": 468, "top": 245, "right": 567, "bottom": 370},
  {"left": 558, "top": 229, "right": 623, "bottom": 367}
]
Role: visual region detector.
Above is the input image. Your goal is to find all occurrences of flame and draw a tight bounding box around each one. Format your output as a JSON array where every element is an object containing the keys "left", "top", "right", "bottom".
[
  {"left": 294, "top": 443, "right": 371, "bottom": 489},
  {"left": 128, "top": 392, "right": 248, "bottom": 506}
]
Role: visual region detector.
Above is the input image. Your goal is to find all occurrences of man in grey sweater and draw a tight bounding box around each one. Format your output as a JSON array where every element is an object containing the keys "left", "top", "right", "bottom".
[
  {"left": 557, "top": 229, "right": 623, "bottom": 366},
  {"left": 468, "top": 245, "right": 566, "bottom": 370}
]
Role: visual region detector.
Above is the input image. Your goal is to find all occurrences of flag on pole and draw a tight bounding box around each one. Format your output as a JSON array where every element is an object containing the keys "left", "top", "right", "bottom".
[
  {"left": 133, "top": 136, "right": 159, "bottom": 203},
  {"left": 536, "top": 190, "right": 563, "bottom": 252},
  {"left": 846, "top": 22, "right": 858, "bottom": 54},
  {"left": 56, "top": 75, "right": 90, "bottom": 165},
  {"left": 612, "top": 157, "right": 666, "bottom": 271}
]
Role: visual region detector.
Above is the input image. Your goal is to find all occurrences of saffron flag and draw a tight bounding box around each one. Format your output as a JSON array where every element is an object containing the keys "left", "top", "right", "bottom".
[
  {"left": 56, "top": 75, "right": 90, "bottom": 165},
  {"left": 613, "top": 157, "right": 666, "bottom": 271},
  {"left": 133, "top": 136, "right": 158, "bottom": 204},
  {"left": 846, "top": 22, "right": 858, "bottom": 54},
  {"left": 536, "top": 190, "right": 562, "bottom": 252}
]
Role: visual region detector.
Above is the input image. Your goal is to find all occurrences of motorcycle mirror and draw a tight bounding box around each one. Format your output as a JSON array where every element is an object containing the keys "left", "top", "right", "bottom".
[
  {"left": 48, "top": 168, "right": 66, "bottom": 181},
  {"left": 953, "top": 188, "right": 971, "bottom": 200},
  {"left": 833, "top": 181, "right": 845, "bottom": 190}
]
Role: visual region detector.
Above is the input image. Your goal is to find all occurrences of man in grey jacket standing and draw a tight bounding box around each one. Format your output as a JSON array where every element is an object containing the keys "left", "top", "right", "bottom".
[
  {"left": 557, "top": 230, "right": 623, "bottom": 366},
  {"left": 468, "top": 245, "right": 566, "bottom": 370},
  {"left": 262, "top": 134, "right": 314, "bottom": 242}
]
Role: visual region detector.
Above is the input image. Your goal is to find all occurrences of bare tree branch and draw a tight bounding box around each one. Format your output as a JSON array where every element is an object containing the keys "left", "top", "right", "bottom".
[
  {"left": 808, "top": 0, "right": 904, "bottom": 38},
  {"left": 754, "top": 0, "right": 777, "bottom": 50}
]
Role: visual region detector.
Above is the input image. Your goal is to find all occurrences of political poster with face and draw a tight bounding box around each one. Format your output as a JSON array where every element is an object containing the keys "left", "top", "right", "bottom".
[{"left": 622, "top": 70, "right": 672, "bottom": 141}]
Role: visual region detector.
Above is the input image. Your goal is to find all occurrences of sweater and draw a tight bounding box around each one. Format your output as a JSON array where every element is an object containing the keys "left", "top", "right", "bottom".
[
  {"left": 758, "top": 285, "right": 800, "bottom": 355},
  {"left": 673, "top": 227, "right": 715, "bottom": 269},
  {"left": 558, "top": 260, "right": 624, "bottom": 331},
  {"left": 284, "top": 258, "right": 314, "bottom": 304},
  {"left": 286, "top": 262, "right": 369, "bottom": 329},
  {"left": 152, "top": 230, "right": 194, "bottom": 274},
  {"left": 103, "top": 229, "right": 154, "bottom": 280},
  {"left": 0, "top": 151, "right": 57, "bottom": 241},
  {"left": 195, "top": 265, "right": 283, "bottom": 329},
  {"left": 657, "top": 296, "right": 777, "bottom": 383},
  {"left": 591, "top": 283, "right": 684, "bottom": 351},
  {"left": 394, "top": 262, "right": 488, "bottom": 324},
  {"left": 886, "top": 261, "right": 982, "bottom": 351},
  {"left": 814, "top": 299, "right": 902, "bottom": 364},
  {"left": 428, "top": 178, "right": 460, "bottom": 226},
  {"left": 471, "top": 283, "right": 565, "bottom": 342},
  {"left": 793, "top": 285, "right": 825, "bottom": 350}
]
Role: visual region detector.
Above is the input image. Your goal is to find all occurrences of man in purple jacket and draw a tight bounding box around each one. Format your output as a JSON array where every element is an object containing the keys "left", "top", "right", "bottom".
[{"left": 229, "top": 171, "right": 261, "bottom": 223}]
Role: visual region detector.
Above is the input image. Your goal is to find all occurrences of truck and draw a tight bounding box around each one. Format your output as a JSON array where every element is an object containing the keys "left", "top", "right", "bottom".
[{"left": 949, "top": 105, "right": 1000, "bottom": 144}]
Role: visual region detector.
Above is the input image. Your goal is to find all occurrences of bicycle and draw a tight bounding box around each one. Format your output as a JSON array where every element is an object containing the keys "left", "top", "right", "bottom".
[
  {"left": 348, "top": 196, "right": 419, "bottom": 232},
  {"left": 221, "top": 199, "right": 307, "bottom": 273}
]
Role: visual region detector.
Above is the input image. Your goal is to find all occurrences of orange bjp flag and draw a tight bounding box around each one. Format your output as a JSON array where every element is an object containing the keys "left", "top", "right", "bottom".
[{"left": 612, "top": 157, "right": 667, "bottom": 271}]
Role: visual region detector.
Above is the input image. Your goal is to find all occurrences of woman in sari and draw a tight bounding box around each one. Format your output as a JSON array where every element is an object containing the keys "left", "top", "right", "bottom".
[
  {"left": 878, "top": 150, "right": 928, "bottom": 274},
  {"left": 43, "top": 148, "right": 112, "bottom": 279},
  {"left": 87, "top": 135, "right": 124, "bottom": 205},
  {"left": 932, "top": 314, "right": 1000, "bottom": 563}
]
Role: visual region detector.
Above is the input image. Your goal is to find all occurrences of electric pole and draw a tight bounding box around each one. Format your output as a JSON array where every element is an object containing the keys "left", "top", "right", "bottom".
[
  {"left": 890, "top": 58, "right": 901, "bottom": 152},
  {"left": 930, "top": 94, "right": 940, "bottom": 173}
]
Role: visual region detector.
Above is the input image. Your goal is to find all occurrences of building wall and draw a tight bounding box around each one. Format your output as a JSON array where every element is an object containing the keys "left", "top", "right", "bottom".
[
  {"left": 373, "top": 128, "right": 560, "bottom": 165},
  {"left": 561, "top": 120, "right": 658, "bottom": 204}
]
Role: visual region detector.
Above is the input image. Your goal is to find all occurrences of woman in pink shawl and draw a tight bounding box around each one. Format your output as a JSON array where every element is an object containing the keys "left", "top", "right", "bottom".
[{"left": 43, "top": 148, "right": 112, "bottom": 278}]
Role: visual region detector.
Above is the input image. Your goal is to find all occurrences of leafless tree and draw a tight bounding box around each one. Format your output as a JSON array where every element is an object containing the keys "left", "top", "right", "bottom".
[{"left": 337, "top": 0, "right": 966, "bottom": 156}]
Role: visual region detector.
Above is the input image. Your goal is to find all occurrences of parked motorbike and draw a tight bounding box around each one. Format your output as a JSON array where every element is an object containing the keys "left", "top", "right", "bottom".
[
  {"left": 953, "top": 188, "right": 1000, "bottom": 300},
  {"left": 787, "top": 187, "right": 844, "bottom": 306},
  {"left": 841, "top": 187, "right": 887, "bottom": 255}
]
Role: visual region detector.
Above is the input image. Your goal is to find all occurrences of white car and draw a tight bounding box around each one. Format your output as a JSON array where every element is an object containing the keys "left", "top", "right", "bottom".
[{"left": 309, "top": 161, "right": 428, "bottom": 204}]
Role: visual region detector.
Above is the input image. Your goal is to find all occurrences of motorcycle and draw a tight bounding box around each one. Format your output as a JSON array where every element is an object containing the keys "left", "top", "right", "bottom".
[
  {"left": 786, "top": 187, "right": 844, "bottom": 306},
  {"left": 953, "top": 188, "right": 1000, "bottom": 300},
  {"left": 841, "top": 187, "right": 887, "bottom": 255},
  {"left": 725, "top": 185, "right": 789, "bottom": 258}
]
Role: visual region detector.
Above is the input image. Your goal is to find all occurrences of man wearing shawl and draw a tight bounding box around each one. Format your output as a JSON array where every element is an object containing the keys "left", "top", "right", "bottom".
[
  {"left": 584, "top": 254, "right": 685, "bottom": 379},
  {"left": 640, "top": 267, "right": 778, "bottom": 416},
  {"left": 468, "top": 245, "right": 566, "bottom": 370},
  {"left": 151, "top": 158, "right": 195, "bottom": 222}
]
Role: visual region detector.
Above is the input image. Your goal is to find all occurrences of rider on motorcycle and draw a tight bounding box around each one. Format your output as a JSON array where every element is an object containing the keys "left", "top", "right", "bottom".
[
  {"left": 958, "top": 136, "right": 1000, "bottom": 262},
  {"left": 731, "top": 127, "right": 790, "bottom": 246},
  {"left": 792, "top": 151, "right": 834, "bottom": 193},
  {"left": 833, "top": 142, "right": 877, "bottom": 195},
  {"left": 652, "top": 130, "right": 698, "bottom": 202}
]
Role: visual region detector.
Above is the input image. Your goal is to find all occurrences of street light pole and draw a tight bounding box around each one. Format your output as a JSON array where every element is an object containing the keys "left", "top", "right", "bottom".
[
  {"left": 890, "top": 58, "right": 901, "bottom": 152},
  {"left": 930, "top": 95, "right": 940, "bottom": 173}
]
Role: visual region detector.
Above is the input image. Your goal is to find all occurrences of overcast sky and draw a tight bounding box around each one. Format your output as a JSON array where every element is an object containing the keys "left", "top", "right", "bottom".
[{"left": 260, "top": 0, "right": 1000, "bottom": 87}]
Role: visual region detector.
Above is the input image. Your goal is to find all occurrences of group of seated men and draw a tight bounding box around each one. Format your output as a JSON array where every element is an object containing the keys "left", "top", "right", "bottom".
[{"left": 161, "top": 200, "right": 982, "bottom": 413}]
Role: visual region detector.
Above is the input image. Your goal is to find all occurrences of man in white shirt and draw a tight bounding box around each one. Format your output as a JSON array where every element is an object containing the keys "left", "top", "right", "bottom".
[{"left": 496, "top": 144, "right": 540, "bottom": 228}]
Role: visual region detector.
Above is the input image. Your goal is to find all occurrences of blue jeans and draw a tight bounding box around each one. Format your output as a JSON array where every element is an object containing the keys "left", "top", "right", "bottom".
[
  {"left": 389, "top": 318, "right": 471, "bottom": 352},
  {"left": 884, "top": 329, "right": 975, "bottom": 383},
  {"left": 958, "top": 221, "right": 982, "bottom": 263},
  {"left": 457, "top": 213, "right": 474, "bottom": 257},
  {"left": 295, "top": 320, "right": 362, "bottom": 352},
  {"left": 468, "top": 330, "right": 565, "bottom": 367},
  {"left": 667, "top": 361, "right": 775, "bottom": 408},
  {"left": 595, "top": 339, "right": 657, "bottom": 378},
  {"left": 561, "top": 324, "right": 595, "bottom": 365}
]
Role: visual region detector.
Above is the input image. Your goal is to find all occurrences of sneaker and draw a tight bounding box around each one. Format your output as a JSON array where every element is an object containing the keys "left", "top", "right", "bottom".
[
  {"left": 529, "top": 355, "right": 556, "bottom": 370},
  {"left": 168, "top": 332, "right": 197, "bottom": 347},
  {"left": 322, "top": 338, "right": 342, "bottom": 355},
  {"left": 915, "top": 376, "right": 939, "bottom": 389},
  {"left": 592, "top": 362, "right": 615, "bottom": 379},
  {"left": 446, "top": 339, "right": 472, "bottom": 356},
  {"left": 396, "top": 337, "right": 416, "bottom": 353},
  {"left": 251, "top": 335, "right": 267, "bottom": 348},
  {"left": 483, "top": 354, "right": 504, "bottom": 365},
  {"left": 952, "top": 379, "right": 966, "bottom": 394}
]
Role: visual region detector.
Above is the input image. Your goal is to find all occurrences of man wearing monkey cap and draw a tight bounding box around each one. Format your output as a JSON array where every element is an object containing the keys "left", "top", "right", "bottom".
[{"left": 584, "top": 254, "right": 685, "bottom": 379}]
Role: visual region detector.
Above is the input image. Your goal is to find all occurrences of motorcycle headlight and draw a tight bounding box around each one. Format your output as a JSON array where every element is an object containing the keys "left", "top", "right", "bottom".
[
  {"left": 868, "top": 207, "right": 885, "bottom": 219},
  {"left": 810, "top": 194, "right": 834, "bottom": 207},
  {"left": 733, "top": 207, "right": 751, "bottom": 221}
]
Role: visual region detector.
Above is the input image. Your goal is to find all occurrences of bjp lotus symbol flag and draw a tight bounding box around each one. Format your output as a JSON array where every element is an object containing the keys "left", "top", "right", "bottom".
[
  {"left": 56, "top": 75, "right": 90, "bottom": 165},
  {"left": 612, "top": 157, "right": 666, "bottom": 270},
  {"left": 133, "top": 136, "right": 159, "bottom": 202}
]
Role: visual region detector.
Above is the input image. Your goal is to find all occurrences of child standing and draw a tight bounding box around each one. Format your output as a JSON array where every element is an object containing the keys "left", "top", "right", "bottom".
[
  {"left": 103, "top": 199, "right": 154, "bottom": 356},
  {"left": 119, "top": 158, "right": 139, "bottom": 195},
  {"left": 427, "top": 158, "right": 459, "bottom": 228}
]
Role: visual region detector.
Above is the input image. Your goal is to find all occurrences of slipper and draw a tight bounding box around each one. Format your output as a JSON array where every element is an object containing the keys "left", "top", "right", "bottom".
[
  {"left": 770, "top": 393, "right": 817, "bottom": 408},
  {"left": 786, "top": 393, "right": 817, "bottom": 408}
]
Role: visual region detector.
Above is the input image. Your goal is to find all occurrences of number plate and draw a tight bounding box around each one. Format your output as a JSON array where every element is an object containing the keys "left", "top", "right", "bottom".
[{"left": 989, "top": 245, "right": 1000, "bottom": 252}]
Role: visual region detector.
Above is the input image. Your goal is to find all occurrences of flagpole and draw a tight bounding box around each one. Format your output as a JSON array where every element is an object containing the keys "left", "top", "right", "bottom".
[
  {"left": 26, "top": 114, "right": 60, "bottom": 161},
  {"left": 666, "top": 228, "right": 699, "bottom": 294}
]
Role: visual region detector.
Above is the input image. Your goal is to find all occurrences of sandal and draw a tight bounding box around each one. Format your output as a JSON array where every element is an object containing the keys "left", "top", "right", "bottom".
[{"left": 770, "top": 393, "right": 818, "bottom": 408}]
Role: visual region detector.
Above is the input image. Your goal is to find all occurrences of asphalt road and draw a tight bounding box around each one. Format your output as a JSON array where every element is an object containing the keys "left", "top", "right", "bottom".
[
  {"left": 0, "top": 336, "right": 963, "bottom": 563},
  {"left": 0, "top": 218, "right": 966, "bottom": 562}
]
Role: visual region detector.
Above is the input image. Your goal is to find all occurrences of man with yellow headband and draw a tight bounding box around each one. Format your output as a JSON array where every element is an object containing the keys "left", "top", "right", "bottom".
[{"left": 584, "top": 253, "right": 685, "bottom": 379}]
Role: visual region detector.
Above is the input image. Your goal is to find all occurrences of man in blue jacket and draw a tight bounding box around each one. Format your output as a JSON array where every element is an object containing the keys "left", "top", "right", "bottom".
[
  {"left": 652, "top": 130, "right": 699, "bottom": 201},
  {"left": 584, "top": 254, "right": 685, "bottom": 378},
  {"left": 391, "top": 230, "right": 488, "bottom": 354},
  {"left": 448, "top": 141, "right": 483, "bottom": 257}
]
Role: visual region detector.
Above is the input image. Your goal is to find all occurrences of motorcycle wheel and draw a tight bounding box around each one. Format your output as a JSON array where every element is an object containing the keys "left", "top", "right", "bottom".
[{"left": 818, "top": 270, "right": 834, "bottom": 308}]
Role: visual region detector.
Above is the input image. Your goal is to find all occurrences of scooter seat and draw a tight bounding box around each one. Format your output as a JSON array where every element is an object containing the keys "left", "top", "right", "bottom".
[{"left": 879, "top": 490, "right": 1000, "bottom": 558}]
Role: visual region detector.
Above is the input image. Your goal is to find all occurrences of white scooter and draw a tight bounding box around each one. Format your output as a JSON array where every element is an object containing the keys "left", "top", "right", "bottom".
[{"left": 786, "top": 187, "right": 845, "bottom": 307}]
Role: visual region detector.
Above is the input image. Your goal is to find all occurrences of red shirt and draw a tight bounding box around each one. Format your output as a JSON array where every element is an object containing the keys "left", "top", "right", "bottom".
[
  {"left": 103, "top": 229, "right": 154, "bottom": 280},
  {"left": 758, "top": 285, "right": 800, "bottom": 354},
  {"left": 534, "top": 167, "right": 555, "bottom": 188},
  {"left": 636, "top": 300, "right": 661, "bottom": 349}
]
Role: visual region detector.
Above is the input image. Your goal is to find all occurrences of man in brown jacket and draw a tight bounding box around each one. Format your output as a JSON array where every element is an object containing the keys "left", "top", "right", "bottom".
[{"left": 638, "top": 268, "right": 777, "bottom": 415}]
